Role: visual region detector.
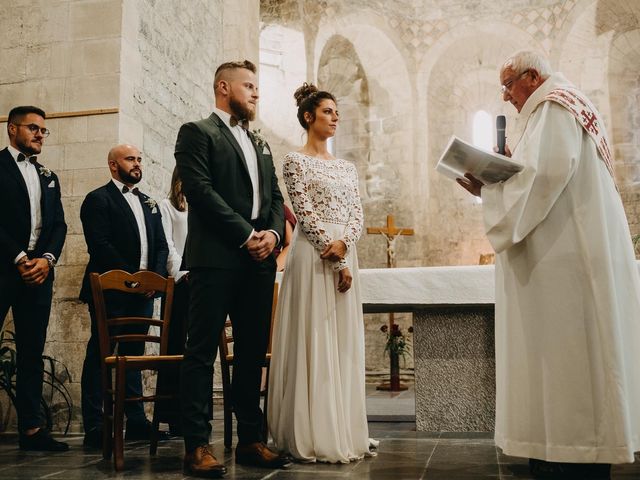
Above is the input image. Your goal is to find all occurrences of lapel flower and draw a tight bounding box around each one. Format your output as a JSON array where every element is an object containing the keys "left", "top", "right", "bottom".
[
  {"left": 144, "top": 197, "right": 158, "bottom": 213},
  {"left": 251, "top": 128, "right": 267, "bottom": 149},
  {"left": 38, "top": 166, "right": 52, "bottom": 177}
]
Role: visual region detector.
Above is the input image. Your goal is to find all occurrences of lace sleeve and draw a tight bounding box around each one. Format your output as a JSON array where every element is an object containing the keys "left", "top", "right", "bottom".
[
  {"left": 283, "top": 153, "right": 333, "bottom": 252},
  {"left": 341, "top": 163, "right": 364, "bottom": 251}
]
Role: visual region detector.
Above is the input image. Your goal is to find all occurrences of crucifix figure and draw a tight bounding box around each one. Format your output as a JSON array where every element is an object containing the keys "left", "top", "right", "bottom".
[
  {"left": 366, "top": 215, "right": 414, "bottom": 268},
  {"left": 367, "top": 215, "right": 414, "bottom": 391}
]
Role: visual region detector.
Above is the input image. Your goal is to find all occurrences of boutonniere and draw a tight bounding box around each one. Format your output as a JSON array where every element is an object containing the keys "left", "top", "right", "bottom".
[
  {"left": 39, "top": 166, "right": 52, "bottom": 177},
  {"left": 144, "top": 197, "right": 158, "bottom": 213},
  {"left": 251, "top": 129, "right": 269, "bottom": 152}
]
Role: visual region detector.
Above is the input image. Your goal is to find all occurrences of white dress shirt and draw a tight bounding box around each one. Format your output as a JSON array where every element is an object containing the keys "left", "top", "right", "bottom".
[
  {"left": 9, "top": 145, "right": 42, "bottom": 262},
  {"left": 111, "top": 179, "right": 148, "bottom": 269},
  {"left": 214, "top": 107, "right": 261, "bottom": 219}
]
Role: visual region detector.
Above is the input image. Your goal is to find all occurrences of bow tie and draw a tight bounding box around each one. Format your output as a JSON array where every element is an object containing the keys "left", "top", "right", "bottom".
[
  {"left": 17, "top": 153, "right": 37, "bottom": 163},
  {"left": 122, "top": 185, "right": 139, "bottom": 195},
  {"left": 230, "top": 117, "right": 249, "bottom": 130}
]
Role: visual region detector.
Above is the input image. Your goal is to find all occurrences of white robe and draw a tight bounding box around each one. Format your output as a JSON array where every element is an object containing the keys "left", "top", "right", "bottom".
[{"left": 482, "top": 73, "right": 640, "bottom": 463}]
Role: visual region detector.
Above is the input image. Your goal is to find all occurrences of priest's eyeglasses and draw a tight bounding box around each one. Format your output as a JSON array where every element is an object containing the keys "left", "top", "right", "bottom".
[
  {"left": 500, "top": 70, "right": 530, "bottom": 94},
  {"left": 14, "top": 123, "right": 50, "bottom": 137}
]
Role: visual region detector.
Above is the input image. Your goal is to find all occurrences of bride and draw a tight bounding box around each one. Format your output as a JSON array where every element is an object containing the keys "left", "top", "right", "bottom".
[{"left": 267, "top": 83, "right": 374, "bottom": 463}]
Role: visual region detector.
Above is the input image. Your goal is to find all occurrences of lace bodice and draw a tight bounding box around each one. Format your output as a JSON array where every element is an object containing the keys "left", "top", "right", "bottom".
[{"left": 283, "top": 152, "right": 364, "bottom": 271}]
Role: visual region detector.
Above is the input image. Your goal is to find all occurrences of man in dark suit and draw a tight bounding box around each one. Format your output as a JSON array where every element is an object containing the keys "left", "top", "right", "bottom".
[
  {"left": 175, "top": 60, "right": 287, "bottom": 478},
  {"left": 79, "top": 144, "right": 169, "bottom": 448},
  {"left": 0, "top": 106, "right": 68, "bottom": 451}
]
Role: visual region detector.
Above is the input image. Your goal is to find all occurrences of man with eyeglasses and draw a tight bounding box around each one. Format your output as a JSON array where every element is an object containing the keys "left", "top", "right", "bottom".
[
  {"left": 0, "top": 106, "right": 67, "bottom": 451},
  {"left": 458, "top": 51, "right": 640, "bottom": 479}
]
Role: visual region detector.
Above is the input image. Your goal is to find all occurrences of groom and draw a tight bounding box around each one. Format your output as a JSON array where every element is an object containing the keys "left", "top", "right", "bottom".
[{"left": 175, "top": 60, "right": 287, "bottom": 478}]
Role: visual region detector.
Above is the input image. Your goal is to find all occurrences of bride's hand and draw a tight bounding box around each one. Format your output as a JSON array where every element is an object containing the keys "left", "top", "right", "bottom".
[
  {"left": 321, "top": 240, "right": 347, "bottom": 262},
  {"left": 337, "top": 267, "right": 352, "bottom": 293}
]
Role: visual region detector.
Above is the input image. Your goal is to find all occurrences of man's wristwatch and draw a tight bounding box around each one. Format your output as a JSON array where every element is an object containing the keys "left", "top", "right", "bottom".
[{"left": 43, "top": 253, "right": 56, "bottom": 268}]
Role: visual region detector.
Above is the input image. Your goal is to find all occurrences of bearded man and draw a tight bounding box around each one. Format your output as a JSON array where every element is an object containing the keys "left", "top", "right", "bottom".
[
  {"left": 174, "top": 60, "right": 286, "bottom": 478},
  {"left": 0, "top": 106, "right": 67, "bottom": 451},
  {"left": 79, "top": 144, "right": 169, "bottom": 449},
  {"left": 458, "top": 51, "right": 640, "bottom": 479}
]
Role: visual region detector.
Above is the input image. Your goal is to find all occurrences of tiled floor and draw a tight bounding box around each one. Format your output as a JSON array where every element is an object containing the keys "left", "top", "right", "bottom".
[
  {"left": 1, "top": 386, "right": 639, "bottom": 479},
  {"left": 1, "top": 422, "right": 640, "bottom": 479}
]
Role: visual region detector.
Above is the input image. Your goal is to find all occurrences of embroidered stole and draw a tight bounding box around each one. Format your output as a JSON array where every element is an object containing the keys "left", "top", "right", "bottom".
[{"left": 544, "top": 88, "right": 615, "bottom": 182}]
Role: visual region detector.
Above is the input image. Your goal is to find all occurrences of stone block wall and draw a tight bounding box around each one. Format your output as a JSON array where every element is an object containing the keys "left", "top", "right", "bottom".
[
  {"left": 119, "top": 0, "right": 226, "bottom": 198},
  {"left": 0, "top": 0, "right": 122, "bottom": 432},
  {"left": 0, "top": 0, "right": 258, "bottom": 432}
]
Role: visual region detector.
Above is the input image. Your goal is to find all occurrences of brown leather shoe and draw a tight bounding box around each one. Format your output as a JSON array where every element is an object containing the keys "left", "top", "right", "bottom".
[
  {"left": 235, "top": 442, "right": 292, "bottom": 469},
  {"left": 183, "top": 445, "right": 227, "bottom": 478}
]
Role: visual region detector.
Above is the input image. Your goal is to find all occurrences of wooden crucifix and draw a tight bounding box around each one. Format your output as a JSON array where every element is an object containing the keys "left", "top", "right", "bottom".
[
  {"left": 367, "top": 215, "right": 414, "bottom": 391},
  {"left": 367, "top": 215, "right": 414, "bottom": 268}
]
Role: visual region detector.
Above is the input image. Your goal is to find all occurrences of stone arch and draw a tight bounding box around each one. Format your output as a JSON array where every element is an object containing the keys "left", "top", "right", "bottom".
[
  {"left": 417, "top": 21, "right": 543, "bottom": 266},
  {"left": 317, "top": 34, "right": 370, "bottom": 196},
  {"left": 312, "top": 13, "right": 414, "bottom": 268},
  {"left": 558, "top": 0, "right": 640, "bottom": 232}
]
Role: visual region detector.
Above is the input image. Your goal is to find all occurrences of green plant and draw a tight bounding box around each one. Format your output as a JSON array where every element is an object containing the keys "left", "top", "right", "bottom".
[
  {"left": 0, "top": 329, "right": 73, "bottom": 434},
  {"left": 633, "top": 233, "right": 640, "bottom": 255},
  {"left": 380, "top": 323, "right": 413, "bottom": 361}
]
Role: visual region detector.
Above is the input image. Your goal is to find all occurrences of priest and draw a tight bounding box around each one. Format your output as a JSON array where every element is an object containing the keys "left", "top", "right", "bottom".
[{"left": 457, "top": 50, "right": 640, "bottom": 479}]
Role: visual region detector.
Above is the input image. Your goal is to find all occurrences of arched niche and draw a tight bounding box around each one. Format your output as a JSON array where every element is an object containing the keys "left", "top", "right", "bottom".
[
  {"left": 558, "top": 0, "right": 640, "bottom": 233},
  {"left": 608, "top": 29, "right": 640, "bottom": 189},
  {"left": 418, "top": 22, "right": 543, "bottom": 266},
  {"left": 312, "top": 13, "right": 415, "bottom": 268},
  {"left": 317, "top": 34, "right": 370, "bottom": 189},
  {"left": 600, "top": 0, "right": 640, "bottom": 236}
]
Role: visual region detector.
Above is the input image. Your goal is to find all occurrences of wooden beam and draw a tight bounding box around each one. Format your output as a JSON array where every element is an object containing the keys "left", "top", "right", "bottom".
[{"left": 0, "top": 107, "right": 119, "bottom": 122}]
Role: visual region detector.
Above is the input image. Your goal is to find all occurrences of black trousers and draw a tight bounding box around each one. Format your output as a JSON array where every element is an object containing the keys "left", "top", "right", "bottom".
[
  {"left": 181, "top": 260, "right": 275, "bottom": 452},
  {"left": 0, "top": 270, "right": 53, "bottom": 432},
  {"left": 155, "top": 278, "right": 190, "bottom": 428},
  {"left": 80, "top": 293, "right": 153, "bottom": 433}
]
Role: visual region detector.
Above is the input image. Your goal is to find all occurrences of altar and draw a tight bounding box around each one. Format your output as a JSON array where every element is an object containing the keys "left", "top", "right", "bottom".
[{"left": 359, "top": 265, "right": 496, "bottom": 432}]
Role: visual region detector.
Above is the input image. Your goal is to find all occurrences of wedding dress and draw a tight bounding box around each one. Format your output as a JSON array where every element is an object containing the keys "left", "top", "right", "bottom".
[{"left": 267, "top": 152, "right": 372, "bottom": 463}]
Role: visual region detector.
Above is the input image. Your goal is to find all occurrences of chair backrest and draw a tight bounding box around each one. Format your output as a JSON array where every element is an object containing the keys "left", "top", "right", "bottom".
[
  {"left": 89, "top": 270, "right": 175, "bottom": 362},
  {"left": 219, "top": 282, "right": 279, "bottom": 361}
]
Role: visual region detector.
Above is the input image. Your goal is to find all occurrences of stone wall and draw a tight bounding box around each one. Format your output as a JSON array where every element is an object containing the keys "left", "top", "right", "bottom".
[
  {"left": 0, "top": 0, "right": 123, "bottom": 431},
  {"left": 119, "top": 0, "right": 225, "bottom": 200},
  {"left": 0, "top": 0, "right": 257, "bottom": 432}
]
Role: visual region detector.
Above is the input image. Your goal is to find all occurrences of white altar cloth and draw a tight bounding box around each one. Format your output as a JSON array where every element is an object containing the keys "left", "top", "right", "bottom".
[
  {"left": 281, "top": 262, "right": 640, "bottom": 308},
  {"left": 358, "top": 265, "right": 495, "bottom": 306}
]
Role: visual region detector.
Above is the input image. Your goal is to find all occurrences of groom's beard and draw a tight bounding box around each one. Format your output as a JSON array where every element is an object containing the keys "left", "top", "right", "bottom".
[{"left": 229, "top": 97, "right": 256, "bottom": 122}]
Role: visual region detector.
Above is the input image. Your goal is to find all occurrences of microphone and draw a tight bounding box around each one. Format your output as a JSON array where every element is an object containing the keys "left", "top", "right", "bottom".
[{"left": 496, "top": 115, "right": 506, "bottom": 155}]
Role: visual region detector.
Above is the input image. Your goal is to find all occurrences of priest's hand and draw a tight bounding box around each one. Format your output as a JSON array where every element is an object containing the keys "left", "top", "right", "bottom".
[
  {"left": 456, "top": 173, "right": 484, "bottom": 197},
  {"left": 321, "top": 240, "right": 347, "bottom": 262},
  {"left": 337, "top": 267, "right": 352, "bottom": 293},
  {"left": 494, "top": 144, "right": 513, "bottom": 157}
]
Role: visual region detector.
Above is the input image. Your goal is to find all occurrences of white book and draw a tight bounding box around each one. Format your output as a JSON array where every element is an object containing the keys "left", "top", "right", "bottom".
[{"left": 435, "top": 135, "right": 523, "bottom": 184}]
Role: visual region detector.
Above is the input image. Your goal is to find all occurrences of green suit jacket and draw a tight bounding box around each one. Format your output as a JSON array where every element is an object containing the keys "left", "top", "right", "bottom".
[{"left": 174, "top": 112, "right": 285, "bottom": 269}]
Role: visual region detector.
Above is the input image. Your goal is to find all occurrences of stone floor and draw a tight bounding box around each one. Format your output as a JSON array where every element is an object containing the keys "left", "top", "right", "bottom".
[
  {"left": 1, "top": 386, "right": 639, "bottom": 479},
  {"left": 1, "top": 422, "right": 640, "bottom": 479}
]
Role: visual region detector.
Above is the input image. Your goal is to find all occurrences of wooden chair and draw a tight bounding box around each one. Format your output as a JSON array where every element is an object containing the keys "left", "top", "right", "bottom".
[
  {"left": 89, "top": 270, "right": 182, "bottom": 470},
  {"left": 218, "top": 282, "right": 279, "bottom": 451}
]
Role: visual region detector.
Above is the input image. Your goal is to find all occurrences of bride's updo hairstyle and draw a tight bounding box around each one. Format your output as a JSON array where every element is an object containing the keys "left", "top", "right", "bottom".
[{"left": 294, "top": 82, "right": 337, "bottom": 131}]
